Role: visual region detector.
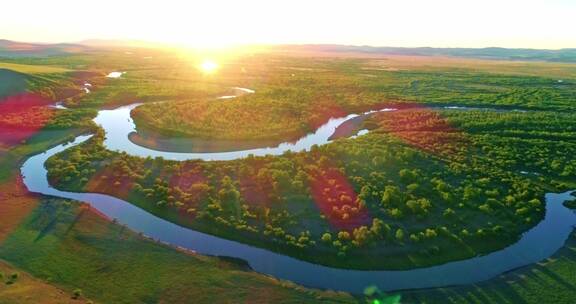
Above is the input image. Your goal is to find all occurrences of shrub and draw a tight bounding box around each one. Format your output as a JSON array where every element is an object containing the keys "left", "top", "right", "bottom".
[{"left": 72, "top": 288, "right": 83, "bottom": 299}]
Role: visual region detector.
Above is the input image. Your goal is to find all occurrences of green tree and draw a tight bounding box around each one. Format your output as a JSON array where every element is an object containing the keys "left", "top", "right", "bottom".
[{"left": 395, "top": 228, "right": 405, "bottom": 242}]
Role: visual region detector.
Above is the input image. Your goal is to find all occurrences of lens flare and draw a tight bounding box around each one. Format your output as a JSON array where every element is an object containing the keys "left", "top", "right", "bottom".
[{"left": 199, "top": 60, "right": 219, "bottom": 73}]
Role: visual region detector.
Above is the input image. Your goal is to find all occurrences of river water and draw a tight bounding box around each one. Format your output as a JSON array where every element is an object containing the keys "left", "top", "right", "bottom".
[{"left": 20, "top": 103, "right": 576, "bottom": 292}]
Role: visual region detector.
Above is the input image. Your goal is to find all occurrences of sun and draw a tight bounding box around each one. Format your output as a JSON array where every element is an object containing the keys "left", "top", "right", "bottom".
[{"left": 199, "top": 60, "right": 219, "bottom": 73}]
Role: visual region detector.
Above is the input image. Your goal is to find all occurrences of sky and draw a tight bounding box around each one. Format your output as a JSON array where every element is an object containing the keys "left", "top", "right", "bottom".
[{"left": 1, "top": 0, "right": 574, "bottom": 49}]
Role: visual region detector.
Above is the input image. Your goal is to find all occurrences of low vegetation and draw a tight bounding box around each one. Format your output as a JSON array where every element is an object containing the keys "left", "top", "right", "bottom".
[
  {"left": 131, "top": 55, "right": 576, "bottom": 143},
  {"left": 0, "top": 198, "right": 354, "bottom": 303},
  {"left": 43, "top": 53, "right": 576, "bottom": 270},
  {"left": 1, "top": 45, "right": 575, "bottom": 302},
  {"left": 47, "top": 106, "right": 576, "bottom": 269},
  {"left": 404, "top": 231, "right": 576, "bottom": 303},
  {"left": 0, "top": 62, "right": 70, "bottom": 74},
  {"left": 0, "top": 260, "right": 92, "bottom": 304}
]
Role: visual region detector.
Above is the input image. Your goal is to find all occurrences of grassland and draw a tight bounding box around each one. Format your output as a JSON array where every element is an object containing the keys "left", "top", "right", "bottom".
[
  {"left": 0, "top": 260, "right": 93, "bottom": 304},
  {"left": 0, "top": 198, "right": 354, "bottom": 304},
  {"left": 130, "top": 53, "right": 576, "bottom": 144},
  {"left": 361, "top": 55, "right": 576, "bottom": 79},
  {"left": 45, "top": 52, "right": 576, "bottom": 270},
  {"left": 1, "top": 44, "right": 576, "bottom": 303},
  {"left": 0, "top": 179, "right": 40, "bottom": 243},
  {"left": 0, "top": 124, "right": 354, "bottom": 303},
  {"left": 0, "top": 56, "right": 356, "bottom": 302},
  {"left": 404, "top": 232, "right": 576, "bottom": 303},
  {"left": 0, "top": 62, "right": 70, "bottom": 74},
  {"left": 0, "top": 69, "right": 28, "bottom": 98}
]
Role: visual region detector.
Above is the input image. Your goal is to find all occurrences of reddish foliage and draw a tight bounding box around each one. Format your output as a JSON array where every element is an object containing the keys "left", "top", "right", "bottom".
[
  {"left": 236, "top": 160, "right": 276, "bottom": 207},
  {"left": 374, "top": 104, "right": 466, "bottom": 155},
  {"left": 309, "top": 167, "right": 372, "bottom": 231},
  {"left": 306, "top": 99, "right": 348, "bottom": 130},
  {"left": 70, "top": 71, "right": 103, "bottom": 83},
  {"left": 167, "top": 163, "right": 209, "bottom": 209},
  {"left": 239, "top": 174, "right": 274, "bottom": 207},
  {"left": 0, "top": 93, "right": 54, "bottom": 146},
  {"left": 52, "top": 71, "right": 105, "bottom": 105},
  {"left": 52, "top": 87, "right": 82, "bottom": 100},
  {"left": 85, "top": 167, "right": 137, "bottom": 199},
  {"left": 168, "top": 163, "right": 207, "bottom": 190}
]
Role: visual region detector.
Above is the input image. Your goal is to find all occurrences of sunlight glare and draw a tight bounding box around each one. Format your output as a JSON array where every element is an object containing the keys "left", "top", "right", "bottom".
[{"left": 200, "top": 60, "right": 219, "bottom": 74}]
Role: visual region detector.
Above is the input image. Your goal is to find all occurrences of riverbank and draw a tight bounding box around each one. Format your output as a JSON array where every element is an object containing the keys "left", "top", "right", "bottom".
[
  {"left": 403, "top": 231, "right": 576, "bottom": 303},
  {"left": 129, "top": 102, "right": 543, "bottom": 155},
  {"left": 0, "top": 197, "right": 355, "bottom": 303},
  {"left": 129, "top": 128, "right": 294, "bottom": 153},
  {"left": 23, "top": 134, "right": 576, "bottom": 292}
]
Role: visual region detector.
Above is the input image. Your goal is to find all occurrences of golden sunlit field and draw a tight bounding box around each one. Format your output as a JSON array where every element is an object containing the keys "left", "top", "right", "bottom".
[{"left": 0, "top": 62, "right": 70, "bottom": 74}]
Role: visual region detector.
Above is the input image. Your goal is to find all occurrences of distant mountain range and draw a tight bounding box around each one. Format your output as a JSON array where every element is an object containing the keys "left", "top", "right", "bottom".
[
  {"left": 0, "top": 39, "right": 90, "bottom": 57},
  {"left": 78, "top": 39, "right": 168, "bottom": 48},
  {"left": 1, "top": 39, "right": 575, "bottom": 62},
  {"left": 277, "top": 44, "right": 576, "bottom": 63}
]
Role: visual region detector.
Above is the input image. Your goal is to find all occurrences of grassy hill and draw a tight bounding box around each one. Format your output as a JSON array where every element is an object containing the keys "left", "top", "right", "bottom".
[{"left": 0, "top": 69, "right": 27, "bottom": 98}]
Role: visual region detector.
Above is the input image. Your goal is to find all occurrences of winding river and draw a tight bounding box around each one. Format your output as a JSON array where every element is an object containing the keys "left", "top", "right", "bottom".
[
  {"left": 20, "top": 97, "right": 576, "bottom": 293},
  {"left": 95, "top": 104, "right": 394, "bottom": 161}
]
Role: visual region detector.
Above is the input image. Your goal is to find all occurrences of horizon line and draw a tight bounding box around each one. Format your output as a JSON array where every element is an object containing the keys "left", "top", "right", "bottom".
[{"left": 2, "top": 38, "right": 575, "bottom": 52}]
